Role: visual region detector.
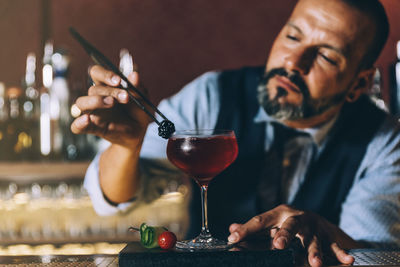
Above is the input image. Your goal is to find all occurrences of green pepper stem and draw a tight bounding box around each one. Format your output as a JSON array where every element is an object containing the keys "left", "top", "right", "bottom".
[{"left": 128, "top": 227, "right": 140, "bottom": 232}]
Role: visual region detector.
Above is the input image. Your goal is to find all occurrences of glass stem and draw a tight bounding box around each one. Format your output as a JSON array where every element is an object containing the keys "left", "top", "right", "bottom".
[{"left": 200, "top": 184, "right": 211, "bottom": 238}]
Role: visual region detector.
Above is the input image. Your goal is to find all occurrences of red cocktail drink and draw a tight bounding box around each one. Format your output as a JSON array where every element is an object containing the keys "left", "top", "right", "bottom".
[
  {"left": 166, "top": 129, "right": 238, "bottom": 250},
  {"left": 167, "top": 135, "right": 238, "bottom": 186}
]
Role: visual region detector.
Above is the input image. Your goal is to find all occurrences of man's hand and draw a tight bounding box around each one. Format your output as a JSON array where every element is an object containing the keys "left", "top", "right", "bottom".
[
  {"left": 71, "top": 65, "right": 151, "bottom": 150},
  {"left": 71, "top": 65, "right": 152, "bottom": 203},
  {"left": 228, "top": 204, "right": 360, "bottom": 267}
]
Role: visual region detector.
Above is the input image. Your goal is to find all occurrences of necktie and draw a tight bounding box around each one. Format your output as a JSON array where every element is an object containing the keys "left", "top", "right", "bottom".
[
  {"left": 281, "top": 134, "right": 315, "bottom": 203},
  {"left": 256, "top": 122, "right": 315, "bottom": 212}
]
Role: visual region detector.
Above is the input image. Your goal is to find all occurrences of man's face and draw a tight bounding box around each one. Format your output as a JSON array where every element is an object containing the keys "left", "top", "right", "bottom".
[{"left": 258, "top": 0, "right": 375, "bottom": 126}]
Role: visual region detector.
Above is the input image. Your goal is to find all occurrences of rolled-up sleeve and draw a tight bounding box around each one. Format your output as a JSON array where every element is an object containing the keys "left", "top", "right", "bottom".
[
  {"left": 84, "top": 152, "right": 136, "bottom": 215},
  {"left": 83, "top": 71, "right": 222, "bottom": 216}
]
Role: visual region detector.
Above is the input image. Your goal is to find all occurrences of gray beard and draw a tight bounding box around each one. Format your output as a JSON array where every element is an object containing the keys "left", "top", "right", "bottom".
[
  {"left": 257, "top": 73, "right": 347, "bottom": 121},
  {"left": 257, "top": 85, "right": 306, "bottom": 120}
]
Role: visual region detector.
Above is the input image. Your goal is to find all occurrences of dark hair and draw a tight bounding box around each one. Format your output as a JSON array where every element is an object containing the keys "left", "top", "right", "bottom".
[{"left": 342, "top": 0, "right": 389, "bottom": 69}]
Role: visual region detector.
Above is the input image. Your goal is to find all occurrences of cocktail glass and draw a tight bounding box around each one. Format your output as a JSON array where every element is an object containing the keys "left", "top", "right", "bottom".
[{"left": 166, "top": 129, "right": 238, "bottom": 250}]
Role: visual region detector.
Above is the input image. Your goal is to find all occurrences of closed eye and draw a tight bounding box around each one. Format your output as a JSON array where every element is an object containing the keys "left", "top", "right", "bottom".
[
  {"left": 319, "top": 53, "right": 338, "bottom": 66},
  {"left": 286, "top": 35, "right": 299, "bottom": 41}
]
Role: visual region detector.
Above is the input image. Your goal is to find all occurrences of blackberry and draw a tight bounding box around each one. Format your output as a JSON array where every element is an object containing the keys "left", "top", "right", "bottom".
[{"left": 158, "top": 120, "right": 175, "bottom": 139}]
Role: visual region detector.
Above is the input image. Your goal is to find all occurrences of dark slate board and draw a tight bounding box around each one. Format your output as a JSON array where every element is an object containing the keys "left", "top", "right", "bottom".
[{"left": 118, "top": 241, "right": 295, "bottom": 267}]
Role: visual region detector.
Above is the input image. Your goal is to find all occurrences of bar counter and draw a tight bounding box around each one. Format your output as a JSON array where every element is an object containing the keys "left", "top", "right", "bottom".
[
  {"left": 0, "top": 242, "right": 398, "bottom": 266},
  {"left": 0, "top": 162, "right": 398, "bottom": 266},
  {"left": 0, "top": 241, "right": 293, "bottom": 267},
  {"left": 0, "top": 254, "right": 118, "bottom": 266}
]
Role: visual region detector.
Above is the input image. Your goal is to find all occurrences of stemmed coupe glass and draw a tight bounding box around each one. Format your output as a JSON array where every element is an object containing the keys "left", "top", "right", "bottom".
[
  {"left": 167, "top": 129, "right": 238, "bottom": 250},
  {"left": 70, "top": 28, "right": 239, "bottom": 250}
]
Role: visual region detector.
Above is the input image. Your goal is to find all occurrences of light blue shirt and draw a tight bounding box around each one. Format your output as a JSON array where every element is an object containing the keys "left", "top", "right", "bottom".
[{"left": 84, "top": 70, "right": 400, "bottom": 247}]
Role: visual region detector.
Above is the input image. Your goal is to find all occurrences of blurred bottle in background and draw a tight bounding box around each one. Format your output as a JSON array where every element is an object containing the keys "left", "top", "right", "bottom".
[
  {"left": 51, "top": 49, "right": 77, "bottom": 161},
  {"left": 51, "top": 49, "right": 70, "bottom": 131},
  {"left": 391, "top": 40, "right": 400, "bottom": 115},
  {"left": 22, "top": 53, "right": 41, "bottom": 160},
  {"left": 0, "top": 82, "right": 7, "bottom": 160},
  {"left": 40, "top": 41, "right": 98, "bottom": 161},
  {"left": 6, "top": 86, "right": 33, "bottom": 161},
  {"left": 119, "top": 48, "right": 133, "bottom": 88},
  {"left": 369, "top": 68, "right": 388, "bottom": 112},
  {"left": 0, "top": 41, "right": 105, "bottom": 162},
  {"left": 40, "top": 41, "right": 53, "bottom": 159}
]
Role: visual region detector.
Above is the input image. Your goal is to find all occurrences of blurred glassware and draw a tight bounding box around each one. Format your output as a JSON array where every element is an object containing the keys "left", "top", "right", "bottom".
[
  {"left": 369, "top": 67, "right": 388, "bottom": 111},
  {"left": 394, "top": 41, "right": 400, "bottom": 115},
  {"left": 51, "top": 49, "right": 71, "bottom": 159},
  {"left": 119, "top": 48, "right": 133, "bottom": 89},
  {"left": 22, "top": 53, "right": 41, "bottom": 160},
  {"left": 40, "top": 41, "right": 53, "bottom": 158},
  {"left": 0, "top": 82, "right": 7, "bottom": 161}
]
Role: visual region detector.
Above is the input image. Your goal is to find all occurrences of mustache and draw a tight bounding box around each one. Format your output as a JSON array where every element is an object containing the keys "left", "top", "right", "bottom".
[{"left": 259, "top": 68, "right": 310, "bottom": 97}]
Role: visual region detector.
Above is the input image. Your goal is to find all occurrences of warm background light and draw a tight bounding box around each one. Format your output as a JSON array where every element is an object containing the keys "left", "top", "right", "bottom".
[{"left": 0, "top": 0, "right": 398, "bottom": 108}]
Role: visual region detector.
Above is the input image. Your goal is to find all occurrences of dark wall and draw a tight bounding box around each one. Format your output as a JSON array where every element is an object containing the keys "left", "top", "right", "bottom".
[
  {"left": 378, "top": 0, "right": 400, "bottom": 108},
  {"left": 0, "top": 0, "right": 42, "bottom": 88},
  {"left": 1, "top": 0, "right": 400, "bottom": 107},
  {"left": 51, "top": 0, "right": 296, "bottom": 104}
]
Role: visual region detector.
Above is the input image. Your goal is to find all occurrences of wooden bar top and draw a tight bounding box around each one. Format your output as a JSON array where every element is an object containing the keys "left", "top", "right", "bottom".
[
  {"left": 0, "top": 161, "right": 90, "bottom": 182},
  {"left": 0, "top": 254, "right": 118, "bottom": 266},
  {"left": 0, "top": 246, "right": 398, "bottom": 266}
]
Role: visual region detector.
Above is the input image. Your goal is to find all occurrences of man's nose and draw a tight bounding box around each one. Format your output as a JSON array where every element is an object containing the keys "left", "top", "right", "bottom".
[{"left": 283, "top": 48, "right": 313, "bottom": 75}]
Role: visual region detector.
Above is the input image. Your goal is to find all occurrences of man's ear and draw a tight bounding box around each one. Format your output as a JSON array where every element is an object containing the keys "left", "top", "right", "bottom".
[{"left": 346, "top": 68, "right": 376, "bottom": 102}]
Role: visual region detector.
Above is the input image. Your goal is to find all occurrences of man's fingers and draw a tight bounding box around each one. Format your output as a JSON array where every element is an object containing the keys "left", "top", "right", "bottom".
[
  {"left": 268, "top": 226, "right": 280, "bottom": 238},
  {"left": 89, "top": 65, "right": 145, "bottom": 106},
  {"left": 331, "top": 243, "right": 354, "bottom": 265},
  {"left": 90, "top": 65, "right": 120, "bottom": 86},
  {"left": 126, "top": 71, "right": 149, "bottom": 97},
  {"left": 306, "top": 235, "right": 323, "bottom": 267},
  {"left": 71, "top": 112, "right": 133, "bottom": 140},
  {"left": 228, "top": 214, "right": 275, "bottom": 244},
  {"left": 229, "top": 223, "right": 241, "bottom": 234},
  {"left": 71, "top": 112, "right": 112, "bottom": 136},
  {"left": 71, "top": 114, "right": 109, "bottom": 137},
  {"left": 88, "top": 85, "right": 129, "bottom": 104},
  {"left": 71, "top": 114, "right": 90, "bottom": 134},
  {"left": 128, "top": 71, "right": 140, "bottom": 88},
  {"left": 75, "top": 95, "right": 115, "bottom": 113},
  {"left": 272, "top": 216, "right": 303, "bottom": 249}
]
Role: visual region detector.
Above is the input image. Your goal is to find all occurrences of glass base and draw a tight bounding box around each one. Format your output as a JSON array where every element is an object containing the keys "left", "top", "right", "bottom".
[{"left": 176, "top": 234, "right": 233, "bottom": 251}]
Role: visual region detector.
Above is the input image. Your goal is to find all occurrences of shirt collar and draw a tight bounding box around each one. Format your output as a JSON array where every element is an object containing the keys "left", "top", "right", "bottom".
[{"left": 253, "top": 107, "right": 338, "bottom": 147}]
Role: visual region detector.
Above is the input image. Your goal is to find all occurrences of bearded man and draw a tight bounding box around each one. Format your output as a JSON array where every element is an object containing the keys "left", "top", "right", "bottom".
[{"left": 72, "top": 0, "right": 400, "bottom": 266}]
